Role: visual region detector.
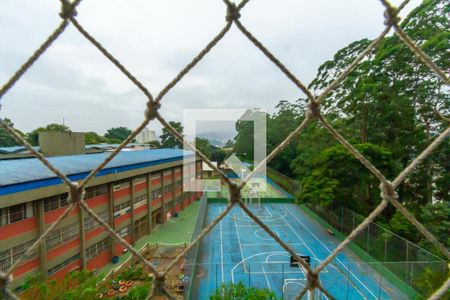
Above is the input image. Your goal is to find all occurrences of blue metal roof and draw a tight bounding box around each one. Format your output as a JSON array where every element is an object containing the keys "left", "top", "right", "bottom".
[
  {"left": 0, "top": 149, "right": 193, "bottom": 194},
  {"left": 0, "top": 143, "right": 148, "bottom": 154}
]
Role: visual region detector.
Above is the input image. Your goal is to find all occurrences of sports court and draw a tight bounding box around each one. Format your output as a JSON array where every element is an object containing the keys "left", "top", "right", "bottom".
[{"left": 191, "top": 202, "right": 408, "bottom": 299}]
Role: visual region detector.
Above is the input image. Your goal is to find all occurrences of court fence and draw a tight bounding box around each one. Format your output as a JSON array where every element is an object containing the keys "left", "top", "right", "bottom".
[
  {"left": 0, "top": 0, "right": 449, "bottom": 299},
  {"left": 304, "top": 203, "right": 448, "bottom": 298},
  {"left": 184, "top": 193, "right": 208, "bottom": 299}
]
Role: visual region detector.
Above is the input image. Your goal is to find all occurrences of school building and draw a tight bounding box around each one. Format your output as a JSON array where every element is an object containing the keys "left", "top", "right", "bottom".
[{"left": 0, "top": 149, "right": 203, "bottom": 290}]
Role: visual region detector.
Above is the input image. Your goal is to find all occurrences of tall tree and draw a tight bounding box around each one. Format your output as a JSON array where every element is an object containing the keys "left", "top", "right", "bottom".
[
  {"left": 104, "top": 127, "right": 132, "bottom": 143},
  {"left": 0, "top": 118, "right": 25, "bottom": 147},
  {"left": 160, "top": 121, "right": 183, "bottom": 148}
]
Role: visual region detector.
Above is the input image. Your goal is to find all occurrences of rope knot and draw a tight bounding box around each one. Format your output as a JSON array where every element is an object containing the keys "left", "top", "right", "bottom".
[
  {"left": 145, "top": 101, "right": 161, "bottom": 121},
  {"left": 59, "top": 0, "right": 77, "bottom": 19},
  {"left": 228, "top": 183, "right": 240, "bottom": 204},
  {"left": 383, "top": 5, "right": 400, "bottom": 26},
  {"left": 305, "top": 270, "right": 319, "bottom": 290},
  {"left": 0, "top": 272, "right": 11, "bottom": 293},
  {"left": 226, "top": 3, "right": 241, "bottom": 22},
  {"left": 307, "top": 101, "right": 321, "bottom": 119},
  {"left": 67, "top": 182, "right": 83, "bottom": 204},
  {"left": 379, "top": 181, "right": 398, "bottom": 203}
]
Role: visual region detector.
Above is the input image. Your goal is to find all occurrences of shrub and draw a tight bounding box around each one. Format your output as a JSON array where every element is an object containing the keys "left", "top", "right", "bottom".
[{"left": 210, "top": 282, "right": 278, "bottom": 300}]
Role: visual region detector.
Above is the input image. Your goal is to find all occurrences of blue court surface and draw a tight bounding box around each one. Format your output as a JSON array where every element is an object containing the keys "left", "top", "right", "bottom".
[{"left": 191, "top": 203, "right": 408, "bottom": 299}]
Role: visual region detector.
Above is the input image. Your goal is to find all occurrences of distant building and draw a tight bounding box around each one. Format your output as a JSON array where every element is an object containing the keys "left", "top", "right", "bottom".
[{"left": 136, "top": 128, "right": 156, "bottom": 144}]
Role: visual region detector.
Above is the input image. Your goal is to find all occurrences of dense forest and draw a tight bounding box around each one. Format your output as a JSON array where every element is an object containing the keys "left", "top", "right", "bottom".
[{"left": 234, "top": 0, "right": 449, "bottom": 255}]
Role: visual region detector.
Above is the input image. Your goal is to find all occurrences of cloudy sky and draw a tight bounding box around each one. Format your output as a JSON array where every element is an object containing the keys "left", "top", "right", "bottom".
[{"left": 0, "top": 0, "right": 420, "bottom": 141}]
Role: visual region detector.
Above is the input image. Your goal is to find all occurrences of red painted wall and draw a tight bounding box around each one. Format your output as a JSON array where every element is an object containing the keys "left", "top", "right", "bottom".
[
  {"left": 114, "top": 236, "right": 132, "bottom": 255},
  {"left": 0, "top": 217, "right": 37, "bottom": 240},
  {"left": 12, "top": 258, "right": 39, "bottom": 278},
  {"left": 86, "top": 226, "right": 105, "bottom": 241},
  {"left": 134, "top": 182, "right": 147, "bottom": 192},
  {"left": 45, "top": 206, "right": 79, "bottom": 224},
  {"left": 47, "top": 238, "right": 80, "bottom": 261},
  {"left": 134, "top": 204, "right": 148, "bottom": 215},
  {"left": 114, "top": 212, "right": 131, "bottom": 226},
  {"left": 113, "top": 187, "right": 131, "bottom": 199},
  {"left": 49, "top": 260, "right": 80, "bottom": 281},
  {"left": 86, "top": 250, "right": 110, "bottom": 270}
]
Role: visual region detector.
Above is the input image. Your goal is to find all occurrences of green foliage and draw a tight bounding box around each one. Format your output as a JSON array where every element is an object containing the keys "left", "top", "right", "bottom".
[
  {"left": 118, "top": 266, "right": 144, "bottom": 281},
  {"left": 413, "top": 267, "right": 449, "bottom": 299},
  {"left": 122, "top": 285, "right": 150, "bottom": 300},
  {"left": 210, "top": 282, "right": 278, "bottom": 300},
  {"left": 160, "top": 121, "right": 183, "bottom": 148},
  {"left": 298, "top": 143, "right": 395, "bottom": 214},
  {"left": 85, "top": 131, "right": 110, "bottom": 144},
  {"left": 0, "top": 118, "right": 25, "bottom": 147},
  {"left": 104, "top": 126, "right": 132, "bottom": 143},
  {"left": 195, "top": 137, "right": 212, "bottom": 158},
  {"left": 27, "top": 123, "right": 70, "bottom": 146}
]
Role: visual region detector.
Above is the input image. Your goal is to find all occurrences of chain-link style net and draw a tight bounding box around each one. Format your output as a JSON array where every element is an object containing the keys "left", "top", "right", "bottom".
[{"left": 0, "top": 0, "right": 449, "bottom": 299}]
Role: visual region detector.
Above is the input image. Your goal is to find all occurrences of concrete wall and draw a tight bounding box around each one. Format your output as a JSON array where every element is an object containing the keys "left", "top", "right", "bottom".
[{"left": 39, "top": 132, "right": 85, "bottom": 157}]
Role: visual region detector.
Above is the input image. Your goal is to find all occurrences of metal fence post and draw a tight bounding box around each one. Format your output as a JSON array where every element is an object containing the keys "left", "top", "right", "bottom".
[{"left": 282, "top": 263, "right": 285, "bottom": 300}]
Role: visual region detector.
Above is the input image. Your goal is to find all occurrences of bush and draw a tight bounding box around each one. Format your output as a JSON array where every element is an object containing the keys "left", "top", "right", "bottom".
[
  {"left": 210, "top": 282, "right": 278, "bottom": 300},
  {"left": 122, "top": 285, "right": 150, "bottom": 300}
]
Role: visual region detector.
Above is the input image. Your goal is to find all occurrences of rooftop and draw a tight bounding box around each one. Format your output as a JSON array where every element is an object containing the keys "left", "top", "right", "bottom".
[{"left": 0, "top": 149, "right": 193, "bottom": 194}]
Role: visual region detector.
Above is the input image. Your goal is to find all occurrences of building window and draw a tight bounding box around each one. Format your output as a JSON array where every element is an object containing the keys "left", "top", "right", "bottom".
[
  {"left": 133, "top": 194, "right": 147, "bottom": 207},
  {"left": 113, "top": 201, "right": 131, "bottom": 217},
  {"left": 151, "top": 173, "right": 161, "bottom": 180},
  {"left": 47, "top": 254, "right": 79, "bottom": 276},
  {"left": 43, "top": 193, "right": 69, "bottom": 212},
  {"left": 84, "top": 210, "right": 109, "bottom": 232},
  {"left": 164, "top": 201, "right": 173, "bottom": 211},
  {"left": 151, "top": 188, "right": 162, "bottom": 200},
  {"left": 0, "top": 239, "right": 37, "bottom": 273},
  {"left": 175, "top": 179, "right": 182, "bottom": 188},
  {"left": 0, "top": 203, "right": 31, "bottom": 225},
  {"left": 113, "top": 179, "right": 130, "bottom": 191},
  {"left": 164, "top": 184, "right": 173, "bottom": 194},
  {"left": 85, "top": 237, "right": 109, "bottom": 260},
  {"left": 85, "top": 185, "right": 107, "bottom": 199},
  {"left": 117, "top": 226, "right": 130, "bottom": 238},
  {"left": 133, "top": 176, "right": 146, "bottom": 185},
  {"left": 46, "top": 223, "right": 79, "bottom": 250}
]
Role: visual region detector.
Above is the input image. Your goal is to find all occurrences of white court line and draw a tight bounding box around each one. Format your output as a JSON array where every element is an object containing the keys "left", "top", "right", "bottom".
[
  {"left": 283, "top": 207, "right": 378, "bottom": 299},
  {"left": 264, "top": 205, "right": 273, "bottom": 217},
  {"left": 232, "top": 211, "right": 247, "bottom": 273},
  {"left": 261, "top": 264, "right": 271, "bottom": 290},
  {"left": 219, "top": 207, "right": 224, "bottom": 283},
  {"left": 236, "top": 224, "right": 289, "bottom": 228},
  {"left": 242, "top": 242, "right": 304, "bottom": 246}
]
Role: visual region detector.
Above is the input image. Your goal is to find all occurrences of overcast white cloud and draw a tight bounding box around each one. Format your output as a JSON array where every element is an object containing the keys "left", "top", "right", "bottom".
[{"left": 0, "top": 0, "right": 421, "bottom": 140}]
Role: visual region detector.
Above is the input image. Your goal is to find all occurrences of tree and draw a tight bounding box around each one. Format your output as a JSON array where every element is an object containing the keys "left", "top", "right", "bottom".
[
  {"left": 160, "top": 121, "right": 183, "bottom": 148},
  {"left": 27, "top": 123, "right": 70, "bottom": 146},
  {"left": 104, "top": 127, "right": 132, "bottom": 143},
  {"left": 297, "top": 143, "right": 396, "bottom": 214},
  {"left": 0, "top": 118, "right": 25, "bottom": 147},
  {"left": 85, "top": 132, "right": 109, "bottom": 145},
  {"left": 211, "top": 147, "right": 227, "bottom": 166},
  {"left": 195, "top": 137, "right": 212, "bottom": 158},
  {"left": 210, "top": 282, "right": 278, "bottom": 300}
]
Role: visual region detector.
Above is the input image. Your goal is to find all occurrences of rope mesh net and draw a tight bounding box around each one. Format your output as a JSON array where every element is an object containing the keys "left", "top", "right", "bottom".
[{"left": 0, "top": 0, "right": 449, "bottom": 299}]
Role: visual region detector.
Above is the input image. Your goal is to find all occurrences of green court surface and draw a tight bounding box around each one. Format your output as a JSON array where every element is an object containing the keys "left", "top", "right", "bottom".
[
  {"left": 147, "top": 200, "right": 201, "bottom": 244},
  {"left": 101, "top": 201, "right": 200, "bottom": 276}
]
